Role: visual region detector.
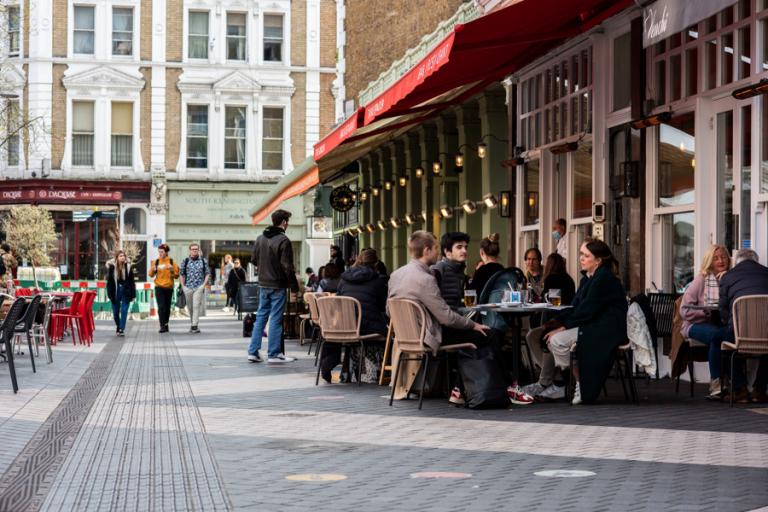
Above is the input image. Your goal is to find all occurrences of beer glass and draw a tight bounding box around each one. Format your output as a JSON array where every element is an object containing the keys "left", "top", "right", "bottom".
[
  {"left": 545, "top": 289, "right": 562, "bottom": 306},
  {"left": 464, "top": 289, "right": 477, "bottom": 308}
]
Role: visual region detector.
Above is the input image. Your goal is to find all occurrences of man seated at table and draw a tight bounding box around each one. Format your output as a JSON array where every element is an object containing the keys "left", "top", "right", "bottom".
[
  {"left": 388, "top": 230, "right": 533, "bottom": 405},
  {"left": 718, "top": 249, "right": 768, "bottom": 403},
  {"left": 431, "top": 232, "right": 470, "bottom": 310}
]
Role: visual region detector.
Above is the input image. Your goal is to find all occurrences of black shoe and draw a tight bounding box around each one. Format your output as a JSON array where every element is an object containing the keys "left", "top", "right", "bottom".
[
  {"left": 118, "top": 330, "right": 125, "bottom": 337},
  {"left": 159, "top": 325, "right": 169, "bottom": 333},
  {"left": 191, "top": 326, "right": 200, "bottom": 334}
]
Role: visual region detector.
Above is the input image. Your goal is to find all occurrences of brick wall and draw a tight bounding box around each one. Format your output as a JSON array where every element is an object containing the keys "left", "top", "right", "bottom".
[
  {"left": 52, "top": 0, "right": 67, "bottom": 57},
  {"left": 290, "top": 72, "right": 306, "bottom": 166},
  {"left": 141, "top": 0, "right": 152, "bottom": 61},
  {"left": 166, "top": 0, "right": 182, "bottom": 62},
  {"left": 51, "top": 64, "right": 67, "bottom": 169},
  {"left": 23, "top": 0, "right": 29, "bottom": 58},
  {"left": 165, "top": 69, "right": 182, "bottom": 171},
  {"left": 344, "top": 0, "right": 463, "bottom": 102},
  {"left": 140, "top": 67, "right": 152, "bottom": 170},
  {"left": 319, "top": 72, "right": 336, "bottom": 138},
  {"left": 291, "top": 0, "right": 306, "bottom": 66},
  {"left": 319, "top": 0, "right": 336, "bottom": 68}
]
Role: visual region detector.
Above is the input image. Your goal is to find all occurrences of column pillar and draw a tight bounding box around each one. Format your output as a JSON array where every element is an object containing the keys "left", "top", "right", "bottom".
[
  {"left": 418, "top": 124, "right": 439, "bottom": 233},
  {"left": 377, "top": 146, "right": 393, "bottom": 269},
  {"left": 404, "top": 132, "right": 423, "bottom": 240},
  {"left": 390, "top": 141, "right": 408, "bottom": 268},
  {"left": 456, "top": 101, "right": 483, "bottom": 269},
  {"left": 478, "top": 88, "right": 510, "bottom": 265},
  {"left": 436, "top": 114, "right": 459, "bottom": 236}
]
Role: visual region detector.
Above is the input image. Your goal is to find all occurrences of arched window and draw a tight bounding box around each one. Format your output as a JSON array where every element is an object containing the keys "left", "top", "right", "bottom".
[{"left": 123, "top": 207, "right": 146, "bottom": 235}]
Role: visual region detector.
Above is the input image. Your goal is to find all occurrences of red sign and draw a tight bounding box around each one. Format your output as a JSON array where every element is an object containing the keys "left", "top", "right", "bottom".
[
  {"left": 313, "top": 109, "right": 363, "bottom": 161},
  {"left": 0, "top": 188, "right": 122, "bottom": 204},
  {"left": 1, "top": 190, "right": 35, "bottom": 201}
]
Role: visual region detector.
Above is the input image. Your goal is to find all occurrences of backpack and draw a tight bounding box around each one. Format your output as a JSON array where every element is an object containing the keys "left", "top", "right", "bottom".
[{"left": 155, "top": 258, "right": 174, "bottom": 278}]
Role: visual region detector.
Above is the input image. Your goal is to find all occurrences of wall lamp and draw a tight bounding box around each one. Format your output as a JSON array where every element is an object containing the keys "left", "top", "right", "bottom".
[
  {"left": 439, "top": 205, "right": 454, "bottom": 219},
  {"left": 377, "top": 220, "right": 388, "bottom": 231},
  {"left": 390, "top": 217, "right": 401, "bottom": 229},
  {"left": 461, "top": 199, "right": 477, "bottom": 214},
  {"left": 499, "top": 191, "right": 511, "bottom": 218},
  {"left": 482, "top": 193, "right": 498, "bottom": 209},
  {"left": 733, "top": 79, "right": 768, "bottom": 100},
  {"left": 549, "top": 141, "right": 579, "bottom": 154},
  {"left": 404, "top": 213, "right": 417, "bottom": 225},
  {"left": 398, "top": 174, "right": 408, "bottom": 187},
  {"left": 630, "top": 111, "right": 672, "bottom": 130}
]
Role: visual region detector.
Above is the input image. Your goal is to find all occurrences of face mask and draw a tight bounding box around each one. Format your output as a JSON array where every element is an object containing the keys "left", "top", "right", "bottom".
[{"left": 552, "top": 231, "right": 562, "bottom": 241}]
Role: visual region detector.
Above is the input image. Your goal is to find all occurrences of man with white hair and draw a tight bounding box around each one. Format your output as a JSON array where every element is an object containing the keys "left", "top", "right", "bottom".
[{"left": 718, "top": 249, "right": 768, "bottom": 403}]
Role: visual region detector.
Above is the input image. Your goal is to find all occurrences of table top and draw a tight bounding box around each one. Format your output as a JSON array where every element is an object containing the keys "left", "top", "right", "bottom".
[
  {"left": 461, "top": 303, "right": 572, "bottom": 315},
  {"left": 682, "top": 304, "right": 719, "bottom": 311}
]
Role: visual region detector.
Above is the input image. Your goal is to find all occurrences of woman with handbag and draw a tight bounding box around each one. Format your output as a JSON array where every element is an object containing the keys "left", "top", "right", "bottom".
[
  {"left": 106, "top": 250, "right": 137, "bottom": 336},
  {"left": 149, "top": 243, "right": 180, "bottom": 333}
]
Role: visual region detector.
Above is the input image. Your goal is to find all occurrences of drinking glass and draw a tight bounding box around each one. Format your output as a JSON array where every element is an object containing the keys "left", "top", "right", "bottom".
[
  {"left": 464, "top": 289, "right": 477, "bottom": 308},
  {"left": 545, "top": 289, "right": 562, "bottom": 306}
]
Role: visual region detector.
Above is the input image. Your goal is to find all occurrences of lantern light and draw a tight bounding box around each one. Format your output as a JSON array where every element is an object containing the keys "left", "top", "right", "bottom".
[
  {"left": 439, "top": 205, "right": 454, "bottom": 219},
  {"left": 432, "top": 160, "right": 442, "bottom": 175},
  {"left": 398, "top": 175, "right": 408, "bottom": 187},
  {"left": 404, "top": 213, "right": 416, "bottom": 225},
  {"left": 390, "top": 217, "right": 401, "bottom": 229},
  {"left": 384, "top": 180, "right": 393, "bottom": 191},
  {"left": 365, "top": 223, "right": 376, "bottom": 233},
  {"left": 461, "top": 200, "right": 477, "bottom": 214},
  {"left": 415, "top": 166, "right": 424, "bottom": 178},
  {"left": 377, "top": 220, "right": 388, "bottom": 231},
  {"left": 372, "top": 183, "right": 381, "bottom": 196},
  {"left": 483, "top": 193, "right": 498, "bottom": 208},
  {"left": 455, "top": 152, "right": 464, "bottom": 168},
  {"left": 477, "top": 143, "right": 487, "bottom": 159},
  {"left": 360, "top": 189, "right": 369, "bottom": 201}
]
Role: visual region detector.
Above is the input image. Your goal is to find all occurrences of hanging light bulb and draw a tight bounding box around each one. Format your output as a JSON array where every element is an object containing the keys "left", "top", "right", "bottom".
[
  {"left": 398, "top": 175, "right": 408, "bottom": 187},
  {"left": 360, "top": 189, "right": 369, "bottom": 202},
  {"left": 439, "top": 205, "right": 454, "bottom": 219},
  {"left": 377, "top": 220, "right": 388, "bottom": 231},
  {"left": 477, "top": 143, "right": 487, "bottom": 159},
  {"left": 455, "top": 152, "right": 464, "bottom": 168},
  {"left": 366, "top": 223, "right": 376, "bottom": 233},
  {"left": 384, "top": 180, "right": 393, "bottom": 191},
  {"left": 461, "top": 199, "right": 477, "bottom": 214},
  {"left": 372, "top": 183, "right": 381, "bottom": 196},
  {"left": 421, "top": 210, "right": 428, "bottom": 221},
  {"left": 483, "top": 193, "right": 498, "bottom": 208},
  {"left": 415, "top": 166, "right": 424, "bottom": 178},
  {"left": 404, "top": 213, "right": 416, "bottom": 225},
  {"left": 351, "top": 192, "right": 358, "bottom": 202},
  {"left": 357, "top": 224, "right": 365, "bottom": 234},
  {"left": 390, "top": 217, "right": 401, "bottom": 229},
  {"left": 432, "top": 160, "right": 442, "bottom": 175}
]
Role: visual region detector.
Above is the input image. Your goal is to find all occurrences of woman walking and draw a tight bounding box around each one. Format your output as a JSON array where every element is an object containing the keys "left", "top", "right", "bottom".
[
  {"left": 149, "top": 243, "right": 179, "bottom": 333},
  {"left": 106, "top": 250, "right": 137, "bottom": 336}
]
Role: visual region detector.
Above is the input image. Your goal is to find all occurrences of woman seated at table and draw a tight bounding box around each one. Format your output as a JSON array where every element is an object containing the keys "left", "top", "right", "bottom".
[
  {"left": 523, "top": 247, "right": 544, "bottom": 301},
  {"left": 469, "top": 233, "right": 504, "bottom": 295},
  {"left": 542, "top": 239, "right": 627, "bottom": 405},
  {"left": 320, "top": 248, "right": 389, "bottom": 383},
  {"left": 317, "top": 263, "right": 341, "bottom": 293},
  {"left": 680, "top": 244, "right": 730, "bottom": 399},
  {"left": 542, "top": 253, "right": 576, "bottom": 305}
]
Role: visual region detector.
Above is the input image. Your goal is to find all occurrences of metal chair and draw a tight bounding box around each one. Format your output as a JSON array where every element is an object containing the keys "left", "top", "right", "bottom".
[
  {"left": 0, "top": 298, "right": 29, "bottom": 393},
  {"left": 13, "top": 294, "right": 42, "bottom": 373},
  {"left": 721, "top": 295, "right": 768, "bottom": 407},
  {"left": 314, "top": 296, "right": 384, "bottom": 386},
  {"left": 32, "top": 296, "right": 58, "bottom": 363},
  {"left": 387, "top": 298, "right": 476, "bottom": 409}
]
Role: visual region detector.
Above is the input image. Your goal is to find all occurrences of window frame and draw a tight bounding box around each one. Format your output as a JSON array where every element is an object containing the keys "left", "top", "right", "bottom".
[
  {"left": 111, "top": 6, "right": 134, "bottom": 57},
  {"left": 226, "top": 11, "right": 247, "bottom": 62},
  {"left": 187, "top": 10, "right": 210, "bottom": 60},
  {"left": 186, "top": 104, "right": 209, "bottom": 170},
  {"left": 73, "top": 4, "right": 96, "bottom": 56},
  {"left": 223, "top": 104, "right": 247, "bottom": 170},
  {"left": 71, "top": 100, "right": 96, "bottom": 167},
  {"left": 110, "top": 101, "right": 133, "bottom": 168},
  {"left": 7, "top": 5, "right": 20, "bottom": 56},
  {"left": 261, "top": 106, "right": 284, "bottom": 171},
  {"left": 263, "top": 13, "right": 284, "bottom": 63},
  {"left": 6, "top": 99, "right": 19, "bottom": 167}
]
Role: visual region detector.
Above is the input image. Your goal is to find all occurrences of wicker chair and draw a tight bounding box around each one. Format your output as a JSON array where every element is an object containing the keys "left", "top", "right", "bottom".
[
  {"left": 314, "top": 296, "right": 385, "bottom": 385},
  {"left": 303, "top": 292, "right": 328, "bottom": 360},
  {"left": 721, "top": 295, "right": 768, "bottom": 407},
  {"left": 387, "top": 298, "right": 476, "bottom": 410}
]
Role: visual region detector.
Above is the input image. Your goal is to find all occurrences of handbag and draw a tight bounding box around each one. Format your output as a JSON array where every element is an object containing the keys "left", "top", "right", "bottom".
[
  {"left": 176, "top": 286, "right": 186, "bottom": 309},
  {"left": 457, "top": 344, "right": 510, "bottom": 409}
]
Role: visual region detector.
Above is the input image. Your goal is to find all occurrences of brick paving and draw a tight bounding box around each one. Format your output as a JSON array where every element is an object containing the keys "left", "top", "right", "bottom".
[{"left": 0, "top": 311, "right": 767, "bottom": 511}]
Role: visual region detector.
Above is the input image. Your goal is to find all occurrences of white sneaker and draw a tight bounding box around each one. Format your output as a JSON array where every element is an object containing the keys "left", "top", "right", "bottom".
[
  {"left": 223, "top": 307, "right": 230, "bottom": 313},
  {"left": 538, "top": 384, "right": 565, "bottom": 401},
  {"left": 571, "top": 382, "right": 582, "bottom": 405},
  {"left": 247, "top": 351, "right": 262, "bottom": 363},
  {"left": 267, "top": 353, "right": 296, "bottom": 363},
  {"left": 521, "top": 382, "right": 546, "bottom": 397}
]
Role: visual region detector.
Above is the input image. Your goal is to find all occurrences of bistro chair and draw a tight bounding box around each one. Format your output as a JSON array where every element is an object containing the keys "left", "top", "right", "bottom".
[
  {"left": 302, "top": 292, "right": 328, "bottom": 358},
  {"left": 721, "top": 295, "right": 768, "bottom": 407},
  {"left": 51, "top": 291, "right": 83, "bottom": 345},
  {"left": 648, "top": 291, "right": 677, "bottom": 358},
  {"left": 31, "top": 296, "right": 58, "bottom": 364},
  {"left": 13, "top": 294, "right": 42, "bottom": 373},
  {"left": 387, "top": 298, "right": 476, "bottom": 410},
  {"left": 0, "top": 298, "right": 29, "bottom": 393},
  {"left": 314, "top": 296, "right": 385, "bottom": 386}
]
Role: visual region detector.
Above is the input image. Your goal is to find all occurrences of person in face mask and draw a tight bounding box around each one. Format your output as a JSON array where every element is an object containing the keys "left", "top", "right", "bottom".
[{"left": 552, "top": 218, "right": 567, "bottom": 259}]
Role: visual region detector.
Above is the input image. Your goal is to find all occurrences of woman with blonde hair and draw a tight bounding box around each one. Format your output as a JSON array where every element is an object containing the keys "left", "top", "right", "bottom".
[
  {"left": 680, "top": 244, "right": 731, "bottom": 399},
  {"left": 106, "top": 249, "right": 137, "bottom": 336}
]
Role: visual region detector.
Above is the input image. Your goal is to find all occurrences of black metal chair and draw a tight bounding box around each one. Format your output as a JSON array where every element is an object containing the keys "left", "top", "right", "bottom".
[
  {"left": 14, "top": 295, "right": 42, "bottom": 373},
  {"left": 566, "top": 343, "right": 639, "bottom": 405},
  {"left": 1, "top": 298, "right": 29, "bottom": 393}
]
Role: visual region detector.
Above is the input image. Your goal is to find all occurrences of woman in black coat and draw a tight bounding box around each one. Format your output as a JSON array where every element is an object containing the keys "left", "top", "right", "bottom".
[
  {"left": 320, "top": 248, "right": 388, "bottom": 383},
  {"left": 543, "top": 240, "right": 627, "bottom": 404},
  {"left": 106, "top": 250, "right": 137, "bottom": 336},
  {"left": 225, "top": 259, "right": 247, "bottom": 313}
]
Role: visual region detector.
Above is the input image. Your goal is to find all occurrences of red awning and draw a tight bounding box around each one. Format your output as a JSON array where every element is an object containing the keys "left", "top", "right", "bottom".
[
  {"left": 313, "top": 108, "right": 364, "bottom": 160},
  {"left": 312, "top": 0, "right": 633, "bottom": 180}
]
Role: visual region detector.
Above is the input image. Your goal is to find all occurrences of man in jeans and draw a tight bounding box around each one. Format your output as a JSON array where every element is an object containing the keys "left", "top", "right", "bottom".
[
  {"left": 248, "top": 209, "right": 298, "bottom": 363},
  {"left": 180, "top": 243, "right": 209, "bottom": 334}
]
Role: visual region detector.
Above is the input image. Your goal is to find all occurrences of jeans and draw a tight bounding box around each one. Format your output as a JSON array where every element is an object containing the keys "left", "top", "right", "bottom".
[
  {"left": 155, "top": 286, "right": 173, "bottom": 327},
  {"left": 111, "top": 284, "right": 130, "bottom": 331},
  {"left": 688, "top": 323, "right": 724, "bottom": 380},
  {"left": 183, "top": 286, "right": 206, "bottom": 327},
  {"left": 248, "top": 287, "right": 286, "bottom": 358}
]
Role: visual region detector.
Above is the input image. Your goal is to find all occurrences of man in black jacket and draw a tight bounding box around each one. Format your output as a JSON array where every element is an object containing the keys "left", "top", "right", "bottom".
[
  {"left": 248, "top": 209, "right": 298, "bottom": 363},
  {"left": 431, "top": 232, "right": 470, "bottom": 310},
  {"left": 718, "top": 249, "right": 768, "bottom": 401}
]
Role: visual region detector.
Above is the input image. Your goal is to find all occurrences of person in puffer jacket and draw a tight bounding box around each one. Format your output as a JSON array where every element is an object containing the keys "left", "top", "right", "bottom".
[{"left": 430, "top": 232, "right": 470, "bottom": 310}]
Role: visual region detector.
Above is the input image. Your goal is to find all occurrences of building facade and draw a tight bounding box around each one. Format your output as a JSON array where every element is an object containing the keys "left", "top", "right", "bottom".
[{"left": 0, "top": 0, "right": 342, "bottom": 280}]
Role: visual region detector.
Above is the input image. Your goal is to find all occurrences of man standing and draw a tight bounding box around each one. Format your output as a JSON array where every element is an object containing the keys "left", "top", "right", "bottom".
[
  {"left": 431, "top": 232, "right": 469, "bottom": 310},
  {"left": 553, "top": 218, "right": 568, "bottom": 259},
  {"left": 718, "top": 249, "right": 768, "bottom": 402},
  {"left": 388, "top": 231, "right": 533, "bottom": 406},
  {"left": 179, "top": 243, "right": 209, "bottom": 333},
  {"left": 248, "top": 209, "right": 298, "bottom": 363},
  {"left": 330, "top": 245, "right": 346, "bottom": 271}
]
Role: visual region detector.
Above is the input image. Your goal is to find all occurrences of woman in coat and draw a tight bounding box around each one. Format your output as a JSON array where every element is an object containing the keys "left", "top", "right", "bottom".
[
  {"left": 320, "top": 248, "right": 388, "bottom": 383},
  {"left": 225, "top": 258, "right": 247, "bottom": 314},
  {"left": 543, "top": 239, "right": 627, "bottom": 404},
  {"left": 106, "top": 250, "right": 137, "bottom": 336}
]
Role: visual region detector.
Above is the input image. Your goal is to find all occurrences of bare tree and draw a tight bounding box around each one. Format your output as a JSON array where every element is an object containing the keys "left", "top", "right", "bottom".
[{"left": 1, "top": 205, "right": 58, "bottom": 289}]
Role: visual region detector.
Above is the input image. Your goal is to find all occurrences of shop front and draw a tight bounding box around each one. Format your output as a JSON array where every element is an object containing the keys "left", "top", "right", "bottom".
[
  {"left": 166, "top": 181, "right": 306, "bottom": 281},
  {"left": 0, "top": 180, "right": 152, "bottom": 281}
]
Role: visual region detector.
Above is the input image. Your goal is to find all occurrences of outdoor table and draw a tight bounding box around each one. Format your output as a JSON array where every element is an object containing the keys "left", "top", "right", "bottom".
[
  {"left": 460, "top": 303, "right": 572, "bottom": 383},
  {"left": 682, "top": 304, "right": 721, "bottom": 324}
]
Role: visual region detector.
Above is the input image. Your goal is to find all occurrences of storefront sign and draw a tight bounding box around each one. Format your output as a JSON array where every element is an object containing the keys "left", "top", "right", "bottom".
[
  {"left": 643, "top": 0, "right": 737, "bottom": 48},
  {"left": 0, "top": 188, "right": 122, "bottom": 203}
]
